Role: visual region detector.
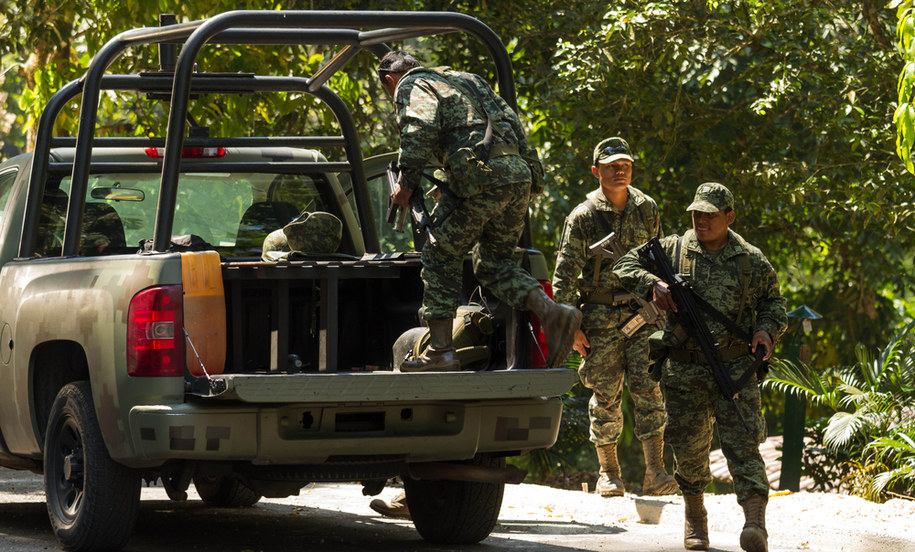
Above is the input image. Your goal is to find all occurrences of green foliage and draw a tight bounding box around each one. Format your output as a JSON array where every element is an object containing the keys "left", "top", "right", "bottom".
[
  {"left": 764, "top": 319, "right": 915, "bottom": 500},
  {"left": 536, "top": 0, "right": 913, "bottom": 367},
  {"left": 893, "top": 0, "right": 915, "bottom": 173}
]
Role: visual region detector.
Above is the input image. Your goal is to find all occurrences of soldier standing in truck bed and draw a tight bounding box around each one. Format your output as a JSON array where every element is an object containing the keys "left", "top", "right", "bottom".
[
  {"left": 552, "top": 137, "right": 677, "bottom": 498},
  {"left": 380, "top": 50, "right": 581, "bottom": 373}
]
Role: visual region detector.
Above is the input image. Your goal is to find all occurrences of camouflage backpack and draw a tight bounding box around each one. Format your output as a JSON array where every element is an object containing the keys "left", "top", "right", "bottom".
[{"left": 407, "top": 305, "right": 495, "bottom": 371}]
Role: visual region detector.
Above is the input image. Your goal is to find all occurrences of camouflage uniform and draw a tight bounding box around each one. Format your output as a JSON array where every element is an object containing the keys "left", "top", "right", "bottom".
[
  {"left": 393, "top": 66, "right": 543, "bottom": 320},
  {"left": 552, "top": 187, "right": 665, "bottom": 445},
  {"left": 613, "top": 228, "right": 787, "bottom": 502}
]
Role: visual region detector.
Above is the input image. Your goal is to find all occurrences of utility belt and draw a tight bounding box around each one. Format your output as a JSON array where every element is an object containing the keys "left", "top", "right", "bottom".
[
  {"left": 581, "top": 291, "right": 638, "bottom": 307},
  {"left": 488, "top": 144, "right": 520, "bottom": 158},
  {"left": 668, "top": 342, "right": 750, "bottom": 365}
]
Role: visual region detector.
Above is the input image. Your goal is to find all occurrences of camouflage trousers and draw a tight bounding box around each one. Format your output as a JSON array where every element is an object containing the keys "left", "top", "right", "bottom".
[
  {"left": 577, "top": 305, "right": 666, "bottom": 445},
  {"left": 662, "top": 356, "right": 769, "bottom": 502},
  {"left": 420, "top": 179, "right": 540, "bottom": 320}
]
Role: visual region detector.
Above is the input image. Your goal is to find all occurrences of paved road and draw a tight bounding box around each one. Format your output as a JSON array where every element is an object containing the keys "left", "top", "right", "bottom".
[
  {"left": 0, "top": 467, "right": 700, "bottom": 552},
  {"left": 2, "top": 467, "right": 912, "bottom": 552}
]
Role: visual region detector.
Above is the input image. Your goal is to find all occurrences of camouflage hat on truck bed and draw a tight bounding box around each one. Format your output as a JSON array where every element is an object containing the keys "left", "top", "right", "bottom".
[{"left": 262, "top": 211, "right": 343, "bottom": 261}]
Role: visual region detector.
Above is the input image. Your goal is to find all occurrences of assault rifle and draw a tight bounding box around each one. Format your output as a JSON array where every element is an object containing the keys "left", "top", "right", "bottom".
[
  {"left": 589, "top": 232, "right": 665, "bottom": 337},
  {"left": 386, "top": 161, "right": 438, "bottom": 247},
  {"left": 637, "top": 237, "right": 765, "bottom": 432}
]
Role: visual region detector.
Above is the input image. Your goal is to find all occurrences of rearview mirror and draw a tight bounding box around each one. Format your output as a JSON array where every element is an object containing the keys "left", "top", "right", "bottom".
[{"left": 90, "top": 186, "right": 145, "bottom": 201}]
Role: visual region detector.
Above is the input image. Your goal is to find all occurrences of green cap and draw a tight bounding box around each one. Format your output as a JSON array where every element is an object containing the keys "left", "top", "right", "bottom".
[
  {"left": 593, "top": 137, "right": 633, "bottom": 166},
  {"left": 687, "top": 182, "right": 734, "bottom": 213}
]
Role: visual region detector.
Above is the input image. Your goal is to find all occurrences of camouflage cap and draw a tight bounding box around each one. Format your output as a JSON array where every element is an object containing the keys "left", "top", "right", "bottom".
[
  {"left": 283, "top": 211, "right": 343, "bottom": 254},
  {"left": 687, "top": 182, "right": 734, "bottom": 213},
  {"left": 593, "top": 137, "right": 634, "bottom": 166}
]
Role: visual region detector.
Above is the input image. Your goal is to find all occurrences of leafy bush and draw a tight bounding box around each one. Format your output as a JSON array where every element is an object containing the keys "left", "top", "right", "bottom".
[{"left": 765, "top": 319, "right": 915, "bottom": 501}]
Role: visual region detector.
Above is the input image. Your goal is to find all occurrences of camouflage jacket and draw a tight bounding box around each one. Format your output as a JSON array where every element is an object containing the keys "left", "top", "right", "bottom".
[
  {"left": 613, "top": 229, "right": 787, "bottom": 346},
  {"left": 552, "top": 187, "right": 661, "bottom": 308},
  {"left": 393, "top": 66, "right": 539, "bottom": 192}
]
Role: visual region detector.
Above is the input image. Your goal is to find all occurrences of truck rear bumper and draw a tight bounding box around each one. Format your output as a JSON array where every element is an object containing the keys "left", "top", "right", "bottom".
[{"left": 127, "top": 396, "right": 565, "bottom": 466}]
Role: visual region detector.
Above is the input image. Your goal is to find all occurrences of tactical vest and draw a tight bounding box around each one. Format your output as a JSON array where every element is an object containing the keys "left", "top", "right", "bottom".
[{"left": 673, "top": 230, "right": 755, "bottom": 331}]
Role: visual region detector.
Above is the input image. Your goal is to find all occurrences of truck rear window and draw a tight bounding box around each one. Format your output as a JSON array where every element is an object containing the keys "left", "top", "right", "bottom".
[{"left": 42, "top": 172, "right": 334, "bottom": 257}]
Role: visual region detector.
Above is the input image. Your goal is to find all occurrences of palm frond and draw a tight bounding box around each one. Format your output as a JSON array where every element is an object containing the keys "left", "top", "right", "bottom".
[
  {"left": 763, "top": 357, "right": 840, "bottom": 409},
  {"left": 823, "top": 410, "right": 887, "bottom": 450},
  {"left": 872, "top": 465, "right": 915, "bottom": 494}
]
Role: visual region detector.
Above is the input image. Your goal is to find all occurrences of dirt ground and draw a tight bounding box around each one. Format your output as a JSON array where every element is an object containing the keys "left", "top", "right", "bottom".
[{"left": 483, "top": 482, "right": 915, "bottom": 552}]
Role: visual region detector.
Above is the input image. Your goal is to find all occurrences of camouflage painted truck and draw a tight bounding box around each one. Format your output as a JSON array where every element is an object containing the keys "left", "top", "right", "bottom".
[{"left": 0, "top": 10, "right": 576, "bottom": 552}]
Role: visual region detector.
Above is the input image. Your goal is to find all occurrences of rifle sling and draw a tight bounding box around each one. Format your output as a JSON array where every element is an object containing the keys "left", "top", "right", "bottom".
[{"left": 685, "top": 286, "right": 764, "bottom": 389}]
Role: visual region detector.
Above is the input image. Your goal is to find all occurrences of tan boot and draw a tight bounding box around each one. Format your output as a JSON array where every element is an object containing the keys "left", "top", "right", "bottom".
[
  {"left": 369, "top": 491, "right": 411, "bottom": 519},
  {"left": 641, "top": 436, "right": 679, "bottom": 495},
  {"left": 595, "top": 443, "right": 625, "bottom": 497},
  {"left": 524, "top": 287, "right": 582, "bottom": 368},
  {"left": 739, "top": 495, "right": 768, "bottom": 552},
  {"left": 400, "top": 319, "right": 460, "bottom": 372},
  {"left": 683, "top": 493, "right": 709, "bottom": 550}
]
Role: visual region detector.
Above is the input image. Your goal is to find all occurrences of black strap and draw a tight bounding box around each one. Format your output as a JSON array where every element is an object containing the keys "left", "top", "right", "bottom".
[{"left": 444, "top": 71, "right": 498, "bottom": 161}]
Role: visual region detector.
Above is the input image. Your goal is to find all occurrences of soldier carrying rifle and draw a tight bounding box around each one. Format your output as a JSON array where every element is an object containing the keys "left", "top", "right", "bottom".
[
  {"left": 552, "top": 137, "right": 678, "bottom": 498},
  {"left": 614, "top": 182, "right": 787, "bottom": 552}
]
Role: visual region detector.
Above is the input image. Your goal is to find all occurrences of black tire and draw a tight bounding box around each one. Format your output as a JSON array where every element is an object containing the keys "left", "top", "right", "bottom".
[
  {"left": 193, "top": 475, "right": 261, "bottom": 508},
  {"left": 44, "top": 382, "right": 140, "bottom": 552},
  {"left": 404, "top": 454, "right": 505, "bottom": 544}
]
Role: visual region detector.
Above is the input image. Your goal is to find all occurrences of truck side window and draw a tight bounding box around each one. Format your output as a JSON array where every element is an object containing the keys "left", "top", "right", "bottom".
[
  {"left": 36, "top": 188, "right": 68, "bottom": 257},
  {"left": 0, "top": 169, "right": 17, "bottom": 223}
]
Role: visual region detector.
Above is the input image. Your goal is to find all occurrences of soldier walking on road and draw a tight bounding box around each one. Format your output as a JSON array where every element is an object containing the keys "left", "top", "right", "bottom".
[
  {"left": 380, "top": 50, "right": 581, "bottom": 374},
  {"left": 552, "top": 137, "right": 678, "bottom": 497},
  {"left": 614, "top": 182, "right": 787, "bottom": 552}
]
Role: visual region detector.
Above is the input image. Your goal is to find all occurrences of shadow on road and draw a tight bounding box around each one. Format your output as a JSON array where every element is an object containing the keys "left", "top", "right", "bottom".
[{"left": 0, "top": 498, "right": 627, "bottom": 552}]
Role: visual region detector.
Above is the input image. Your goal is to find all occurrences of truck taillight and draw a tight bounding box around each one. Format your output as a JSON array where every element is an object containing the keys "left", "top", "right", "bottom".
[
  {"left": 530, "top": 280, "right": 551, "bottom": 369},
  {"left": 127, "top": 285, "right": 184, "bottom": 377}
]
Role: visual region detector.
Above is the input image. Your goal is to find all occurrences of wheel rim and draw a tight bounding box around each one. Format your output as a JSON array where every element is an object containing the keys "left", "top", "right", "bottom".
[{"left": 48, "top": 415, "right": 85, "bottom": 526}]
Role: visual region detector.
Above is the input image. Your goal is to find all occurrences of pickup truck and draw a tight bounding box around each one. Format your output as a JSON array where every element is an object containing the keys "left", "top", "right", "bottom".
[{"left": 0, "top": 10, "right": 576, "bottom": 551}]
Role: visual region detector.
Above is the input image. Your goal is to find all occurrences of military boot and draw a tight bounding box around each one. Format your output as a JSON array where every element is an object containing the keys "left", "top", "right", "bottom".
[
  {"left": 641, "top": 436, "right": 679, "bottom": 495},
  {"left": 595, "top": 443, "right": 625, "bottom": 497},
  {"left": 400, "top": 319, "right": 461, "bottom": 372},
  {"left": 683, "top": 492, "right": 710, "bottom": 550},
  {"left": 524, "top": 287, "right": 582, "bottom": 368},
  {"left": 739, "top": 495, "right": 768, "bottom": 552},
  {"left": 369, "top": 491, "right": 410, "bottom": 519}
]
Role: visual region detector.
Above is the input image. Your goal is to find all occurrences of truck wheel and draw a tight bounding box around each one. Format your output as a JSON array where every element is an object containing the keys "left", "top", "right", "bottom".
[
  {"left": 44, "top": 382, "right": 140, "bottom": 552},
  {"left": 193, "top": 475, "right": 261, "bottom": 507},
  {"left": 404, "top": 454, "right": 505, "bottom": 544}
]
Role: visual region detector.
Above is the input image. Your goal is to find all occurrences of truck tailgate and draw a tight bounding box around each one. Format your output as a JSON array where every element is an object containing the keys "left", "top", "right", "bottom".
[{"left": 206, "top": 369, "right": 577, "bottom": 403}]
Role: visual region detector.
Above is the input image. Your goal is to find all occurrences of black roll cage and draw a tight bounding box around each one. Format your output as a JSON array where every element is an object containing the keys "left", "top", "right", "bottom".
[{"left": 19, "top": 10, "right": 518, "bottom": 258}]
